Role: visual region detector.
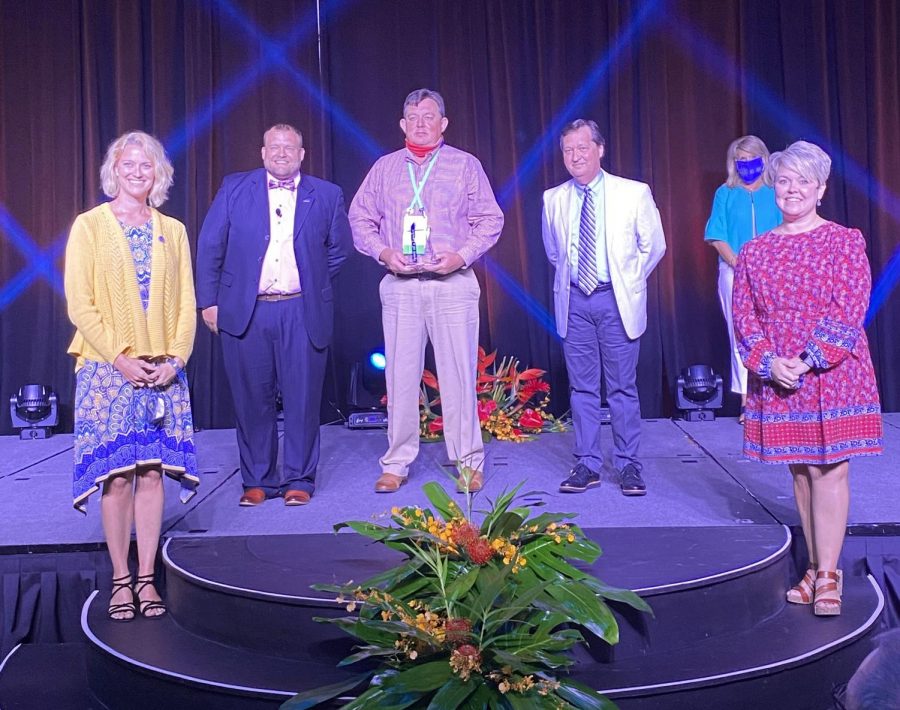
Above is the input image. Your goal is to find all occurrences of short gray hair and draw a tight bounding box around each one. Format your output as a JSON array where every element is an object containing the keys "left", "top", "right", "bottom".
[
  {"left": 100, "top": 131, "right": 174, "bottom": 208},
  {"left": 725, "top": 135, "right": 771, "bottom": 187},
  {"left": 767, "top": 140, "right": 831, "bottom": 186},
  {"left": 403, "top": 89, "right": 446, "bottom": 117},
  {"left": 559, "top": 119, "right": 606, "bottom": 150}
]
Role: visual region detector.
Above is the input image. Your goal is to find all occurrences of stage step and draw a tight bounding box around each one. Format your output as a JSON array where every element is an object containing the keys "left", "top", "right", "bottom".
[
  {"left": 0, "top": 642, "right": 96, "bottom": 709},
  {"left": 82, "top": 590, "right": 329, "bottom": 710},
  {"left": 161, "top": 526, "right": 795, "bottom": 660},
  {"left": 589, "top": 574, "right": 883, "bottom": 708},
  {"left": 79, "top": 527, "right": 884, "bottom": 709}
]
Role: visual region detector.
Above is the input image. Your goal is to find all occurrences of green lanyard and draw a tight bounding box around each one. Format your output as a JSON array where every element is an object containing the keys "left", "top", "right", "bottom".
[{"left": 407, "top": 150, "right": 440, "bottom": 212}]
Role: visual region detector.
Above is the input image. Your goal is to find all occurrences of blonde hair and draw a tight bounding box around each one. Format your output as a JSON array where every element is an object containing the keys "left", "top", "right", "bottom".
[
  {"left": 767, "top": 140, "right": 832, "bottom": 187},
  {"left": 725, "top": 135, "right": 771, "bottom": 187},
  {"left": 99, "top": 131, "right": 174, "bottom": 207},
  {"left": 264, "top": 123, "right": 304, "bottom": 147}
]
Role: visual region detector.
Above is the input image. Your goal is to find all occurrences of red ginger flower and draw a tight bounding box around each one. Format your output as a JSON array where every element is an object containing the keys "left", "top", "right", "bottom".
[
  {"left": 452, "top": 522, "right": 480, "bottom": 547},
  {"left": 466, "top": 537, "right": 494, "bottom": 565},
  {"left": 517, "top": 379, "right": 550, "bottom": 403},
  {"left": 456, "top": 643, "right": 480, "bottom": 658},
  {"left": 445, "top": 617, "right": 472, "bottom": 644}
]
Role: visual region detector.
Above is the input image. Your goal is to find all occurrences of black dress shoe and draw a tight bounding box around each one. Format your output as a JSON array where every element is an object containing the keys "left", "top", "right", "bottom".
[
  {"left": 619, "top": 464, "right": 646, "bottom": 496},
  {"left": 559, "top": 463, "right": 601, "bottom": 493}
]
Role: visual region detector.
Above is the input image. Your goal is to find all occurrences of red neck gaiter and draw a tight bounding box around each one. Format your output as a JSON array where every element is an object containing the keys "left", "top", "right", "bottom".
[{"left": 405, "top": 139, "right": 441, "bottom": 159}]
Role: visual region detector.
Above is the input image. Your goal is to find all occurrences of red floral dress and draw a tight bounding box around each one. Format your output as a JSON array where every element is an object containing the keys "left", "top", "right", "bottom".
[{"left": 733, "top": 222, "right": 882, "bottom": 464}]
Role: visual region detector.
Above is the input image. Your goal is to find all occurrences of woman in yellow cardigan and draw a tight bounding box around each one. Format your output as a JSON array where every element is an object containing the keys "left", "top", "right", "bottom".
[{"left": 65, "top": 131, "right": 198, "bottom": 621}]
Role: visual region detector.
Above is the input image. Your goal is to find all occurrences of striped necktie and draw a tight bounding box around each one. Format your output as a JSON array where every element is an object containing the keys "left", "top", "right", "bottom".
[{"left": 577, "top": 186, "right": 599, "bottom": 295}]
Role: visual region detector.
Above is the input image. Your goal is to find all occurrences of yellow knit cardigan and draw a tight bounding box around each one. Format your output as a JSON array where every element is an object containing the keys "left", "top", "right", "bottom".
[{"left": 65, "top": 203, "right": 196, "bottom": 371}]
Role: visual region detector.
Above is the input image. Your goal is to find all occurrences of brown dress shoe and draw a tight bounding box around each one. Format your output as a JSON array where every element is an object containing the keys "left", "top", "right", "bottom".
[
  {"left": 239, "top": 488, "right": 266, "bottom": 506},
  {"left": 375, "top": 472, "right": 407, "bottom": 493},
  {"left": 284, "top": 490, "right": 311, "bottom": 506},
  {"left": 457, "top": 469, "right": 483, "bottom": 493}
]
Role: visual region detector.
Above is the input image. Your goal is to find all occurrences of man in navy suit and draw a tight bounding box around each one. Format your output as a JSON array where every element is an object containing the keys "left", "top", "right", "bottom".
[{"left": 196, "top": 124, "right": 352, "bottom": 507}]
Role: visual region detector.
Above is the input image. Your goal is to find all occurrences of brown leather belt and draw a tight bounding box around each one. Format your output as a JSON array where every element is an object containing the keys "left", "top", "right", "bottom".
[{"left": 257, "top": 292, "right": 302, "bottom": 302}]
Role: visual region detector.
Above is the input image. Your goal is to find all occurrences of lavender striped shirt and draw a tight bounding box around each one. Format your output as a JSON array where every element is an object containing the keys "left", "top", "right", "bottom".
[{"left": 349, "top": 144, "right": 503, "bottom": 267}]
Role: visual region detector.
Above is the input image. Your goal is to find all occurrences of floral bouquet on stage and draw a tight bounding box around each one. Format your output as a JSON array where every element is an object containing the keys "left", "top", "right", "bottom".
[
  {"left": 284, "top": 482, "right": 650, "bottom": 709},
  {"left": 420, "top": 347, "right": 567, "bottom": 443}
]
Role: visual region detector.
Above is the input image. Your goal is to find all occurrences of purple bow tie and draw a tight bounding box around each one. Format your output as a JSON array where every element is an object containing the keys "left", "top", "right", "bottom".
[{"left": 268, "top": 178, "right": 296, "bottom": 191}]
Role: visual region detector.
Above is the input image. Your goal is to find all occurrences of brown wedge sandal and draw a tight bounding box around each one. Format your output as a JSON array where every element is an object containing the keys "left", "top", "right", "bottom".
[
  {"left": 786, "top": 567, "right": 817, "bottom": 605},
  {"left": 813, "top": 570, "right": 843, "bottom": 617}
]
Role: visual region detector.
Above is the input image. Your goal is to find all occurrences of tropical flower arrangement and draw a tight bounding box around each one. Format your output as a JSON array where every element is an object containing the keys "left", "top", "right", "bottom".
[
  {"left": 420, "top": 348, "right": 567, "bottom": 442},
  {"left": 284, "top": 482, "right": 650, "bottom": 709}
]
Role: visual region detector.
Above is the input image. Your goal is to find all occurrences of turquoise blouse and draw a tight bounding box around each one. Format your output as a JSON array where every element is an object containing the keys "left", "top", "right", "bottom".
[{"left": 704, "top": 184, "right": 781, "bottom": 260}]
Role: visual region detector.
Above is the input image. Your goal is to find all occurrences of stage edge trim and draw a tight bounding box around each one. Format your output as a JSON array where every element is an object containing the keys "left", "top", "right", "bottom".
[
  {"left": 0, "top": 643, "right": 22, "bottom": 675},
  {"left": 80, "top": 590, "right": 295, "bottom": 698},
  {"left": 162, "top": 528, "right": 794, "bottom": 602},
  {"left": 633, "top": 524, "right": 791, "bottom": 595},
  {"left": 161, "top": 538, "right": 341, "bottom": 606},
  {"left": 599, "top": 574, "right": 885, "bottom": 697}
]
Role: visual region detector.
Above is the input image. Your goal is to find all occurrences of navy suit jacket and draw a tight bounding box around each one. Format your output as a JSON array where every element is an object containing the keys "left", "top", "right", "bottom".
[{"left": 195, "top": 169, "right": 352, "bottom": 348}]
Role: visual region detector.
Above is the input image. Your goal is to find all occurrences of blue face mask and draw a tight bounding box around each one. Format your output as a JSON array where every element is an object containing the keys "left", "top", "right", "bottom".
[{"left": 735, "top": 156, "right": 765, "bottom": 184}]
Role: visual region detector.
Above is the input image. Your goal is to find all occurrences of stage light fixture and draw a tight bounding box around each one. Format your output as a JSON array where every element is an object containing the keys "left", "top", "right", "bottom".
[
  {"left": 347, "top": 348, "right": 388, "bottom": 429},
  {"left": 10, "top": 384, "right": 59, "bottom": 439},
  {"left": 369, "top": 351, "right": 386, "bottom": 370},
  {"left": 676, "top": 364, "right": 723, "bottom": 422}
]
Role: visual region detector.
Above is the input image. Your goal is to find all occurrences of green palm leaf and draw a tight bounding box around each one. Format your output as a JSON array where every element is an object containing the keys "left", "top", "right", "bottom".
[{"left": 425, "top": 677, "right": 479, "bottom": 708}]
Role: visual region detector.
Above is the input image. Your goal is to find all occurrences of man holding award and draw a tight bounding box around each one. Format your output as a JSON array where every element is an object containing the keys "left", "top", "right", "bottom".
[{"left": 349, "top": 88, "right": 504, "bottom": 493}]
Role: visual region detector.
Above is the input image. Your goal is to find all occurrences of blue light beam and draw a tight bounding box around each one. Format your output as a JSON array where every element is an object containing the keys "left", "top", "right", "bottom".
[{"left": 496, "top": 0, "right": 663, "bottom": 208}]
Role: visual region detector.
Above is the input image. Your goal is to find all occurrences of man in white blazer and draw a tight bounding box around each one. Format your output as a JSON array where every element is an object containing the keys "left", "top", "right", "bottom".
[{"left": 542, "top": 119, "right": 666, "bottom": 496}]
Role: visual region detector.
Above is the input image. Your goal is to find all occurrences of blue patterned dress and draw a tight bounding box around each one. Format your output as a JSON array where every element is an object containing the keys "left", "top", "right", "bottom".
[{"left": 72, "top": 220, "right": 199, "bottom": 512}]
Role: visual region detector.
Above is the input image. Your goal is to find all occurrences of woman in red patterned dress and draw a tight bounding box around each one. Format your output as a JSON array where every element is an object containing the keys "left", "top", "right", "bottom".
[{"left": 733, "top": 140, "right": 883, "bottom": 617}]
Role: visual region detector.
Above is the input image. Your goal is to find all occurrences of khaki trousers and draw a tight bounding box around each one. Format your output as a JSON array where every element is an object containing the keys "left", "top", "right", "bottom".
[{"left": 379, "top": 269, "right": 484, "bottom": 477}]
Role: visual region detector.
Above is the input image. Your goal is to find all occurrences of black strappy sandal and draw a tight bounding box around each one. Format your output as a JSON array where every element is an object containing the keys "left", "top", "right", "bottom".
[
  {"left": 134, "top": 573, "right": 167, "bottom": 619},
  {"left": 108, "top": 574, "right": 136, "bottom": 622}
]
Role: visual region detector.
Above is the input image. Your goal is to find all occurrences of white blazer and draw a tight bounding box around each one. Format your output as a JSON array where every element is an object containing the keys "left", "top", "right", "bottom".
[{"left": 541, "top": 171, "right": 666, "bottom": 340}]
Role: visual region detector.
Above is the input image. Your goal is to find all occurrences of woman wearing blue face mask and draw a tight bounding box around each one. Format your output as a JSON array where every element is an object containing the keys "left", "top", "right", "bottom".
[{"left": 704, "top": 135, "right": 782, "bottom": 423}]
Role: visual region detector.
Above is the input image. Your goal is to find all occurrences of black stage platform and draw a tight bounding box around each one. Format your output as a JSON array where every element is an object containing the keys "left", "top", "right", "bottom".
[{"left": 1, "top": 415, "right": 898, "bottom": 709}]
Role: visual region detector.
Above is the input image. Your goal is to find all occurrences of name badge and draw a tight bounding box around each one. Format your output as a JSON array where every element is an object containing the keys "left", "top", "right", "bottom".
[{"left": 401, "top": 212, "right": 429, "bottom": 256}]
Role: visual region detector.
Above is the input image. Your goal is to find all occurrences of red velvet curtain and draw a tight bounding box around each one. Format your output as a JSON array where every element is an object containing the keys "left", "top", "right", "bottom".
[{"left": 1, "top": 0, "right": 897, "bottom": 433}]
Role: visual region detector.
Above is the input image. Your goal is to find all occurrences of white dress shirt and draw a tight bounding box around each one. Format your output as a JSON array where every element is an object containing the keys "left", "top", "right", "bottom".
[{"left": 258, "top": 173, "right": 302, "bottom": 295}]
